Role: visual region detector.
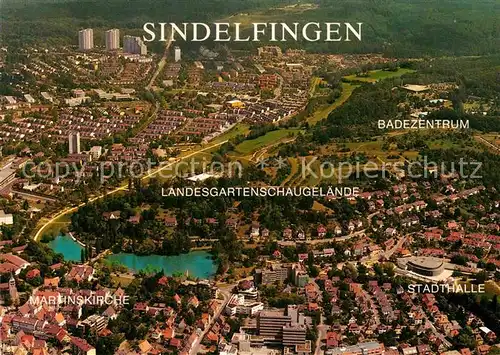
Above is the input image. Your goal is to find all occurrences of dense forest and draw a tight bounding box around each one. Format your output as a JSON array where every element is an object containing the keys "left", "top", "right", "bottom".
[
  {"left": 311, "top": 80, "right": 404, "bottom": 142},
  {"left": 0, "top": 0, "right": 294, "bottom": 49},
  {"left": 277, "top": 55, "right": 500, "bottom": 154},
  {"left": 404, "top": 56, "right": 500, "bottom": 99},
  {"left": 1, "top": 0, "right": 499, "bottom": 57},
  {"left": 67, "top": 174, "right": 369, "bottom": 258},
  {"left": 229, "top": 0, "right": 500, "bottom": 56}
]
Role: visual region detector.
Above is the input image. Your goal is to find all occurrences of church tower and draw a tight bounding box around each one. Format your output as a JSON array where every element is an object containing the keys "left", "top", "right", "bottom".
[{"left": 9, "top": 274, "right": 19, "bottom": 305}]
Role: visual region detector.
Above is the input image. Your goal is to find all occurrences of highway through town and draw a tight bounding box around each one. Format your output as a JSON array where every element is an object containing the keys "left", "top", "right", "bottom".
[{"left": 146, "top": 31, "right": 173, "bottom": 91}]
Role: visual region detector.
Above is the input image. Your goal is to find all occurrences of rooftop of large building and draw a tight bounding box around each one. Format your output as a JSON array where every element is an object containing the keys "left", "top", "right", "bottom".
[
  {"left": 258, "top": 310, "right": 288, "bottom": 318},
  {"left": 406, "top": 256, "right": 444, "bottom": 270}
]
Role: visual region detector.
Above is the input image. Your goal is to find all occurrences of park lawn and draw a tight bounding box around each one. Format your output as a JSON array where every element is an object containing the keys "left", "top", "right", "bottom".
[
  {"left": 426, "top": 138, "right": 477, "bottom": 150},
  {"left": 37, "top": 213, "right": 73, "bottom": 239},
  {"left": 234, "top": 129, "right": 302, "bottom": 155},
  {"left": 294, "top": 156, "right": 342, "bottom": 186},
  {"left": 343, "top": 75, "right": 376, "bottom": 83},
  {"left": 211, "top": 123, "right": 251, "bottom": 144},
  {"left": 312, "top": 201, "right": 333, "bottom": 213},
  {"left": 54, "top": 214, "right": 72, "bottom": 223},
  {"left": 374, "top": 154, "right": 406, "bottom": 165},
  {"left": 403, "top": 151, "right": 420, "bottom": 160},
  {"left": 175, "top": 152, "right": 212, "bottom": 177},
  {"left": 287, "top": 155, "right": 370, "bottom": 186},
  {"left": 428, "top": 139, "right": 455, "bottom": 149},
  {"left": 111, "top": 273, "right": 135, "bottom": 287},
  {"left": 289, "top": 173, "right": 305, "bottom": 187},
  {"left": 309, "top": 76, "right": 323, "bottom": 96},
  {"left": 463, "top": 101, "right": 489, "bottom": 112},
  {"left": 370, "top": 68, "right": 415, "bottom": 79},
  {"left": 343, "top": 68, "right": 415, "bottom": 83},
  {"left": 343, "top": 140, "right": 386, "bottom": 155},
  {"left": 232, "top": 266, "right": 255, "bottom": 279},
  {"left": 307, "top": 83, "right": 358, "bottom": 125},
  {"left": 342, "top": 140, "right": 409, "bottom": 161}
]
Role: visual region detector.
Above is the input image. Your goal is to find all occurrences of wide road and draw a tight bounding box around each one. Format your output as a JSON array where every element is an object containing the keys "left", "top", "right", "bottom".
[
  {"left": 33, "top": 140, "right": 228, "bottom": 241},
  {"left": 146, "top": 32, "right": 173, "bottom": 91},
  {"left": 189, "top": 289, "right": 229, "bottom": 355},
  {"left": 188, "top": 278, "right": 252, "bottom": 355},
  {"left": 315, "top": 314, "right": 328, "bottom": 355}
]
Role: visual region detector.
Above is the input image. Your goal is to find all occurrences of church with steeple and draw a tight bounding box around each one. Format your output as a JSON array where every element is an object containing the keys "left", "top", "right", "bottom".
[{"left": 0, "top": 274, "right": 19, "bottom": 305}]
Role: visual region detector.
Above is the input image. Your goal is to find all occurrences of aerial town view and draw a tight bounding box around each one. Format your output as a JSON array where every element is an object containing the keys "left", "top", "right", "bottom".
[{"left": 0, "top": 0, "right": 500, "bottom": 354}]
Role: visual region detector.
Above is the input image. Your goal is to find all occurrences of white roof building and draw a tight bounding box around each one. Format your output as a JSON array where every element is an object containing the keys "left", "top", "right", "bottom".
[
  {"left": 0, "top": 210, "right": 13, "bottom": 225},
  {"left": 24, "top": 94, "right": 35, "bottom": 103}
]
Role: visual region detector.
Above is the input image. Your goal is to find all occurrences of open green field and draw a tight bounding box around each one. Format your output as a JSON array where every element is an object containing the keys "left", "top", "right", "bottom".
[
  {"left": 427, "top": 139, "right": 460, "bottom": 149},
  {"left": 110, "top": 273, "right": 135, "bottom": 287},
  {"left": 345, "top": 140, "right": 385, "bottom": 151},
  {"left": 234, "top": 128, "right": 302, "bottom": 155},
  {"left": 343, "top": 68, "right": 415, "bottom": 83},
  {"left": 312, "top": 201, "right": 333, "bottom": 213},
  {"left": 309, "top": 76, "right": 323, "bottom": 96},
  {"left": 307, "top": 83, "right": 359, "bottom": 125},
  {"left": 427, "top": 137, "right": 483, "bottom": 151},
  {"left": 211, "top": 123, "right": 251, "bottom": 144}
]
